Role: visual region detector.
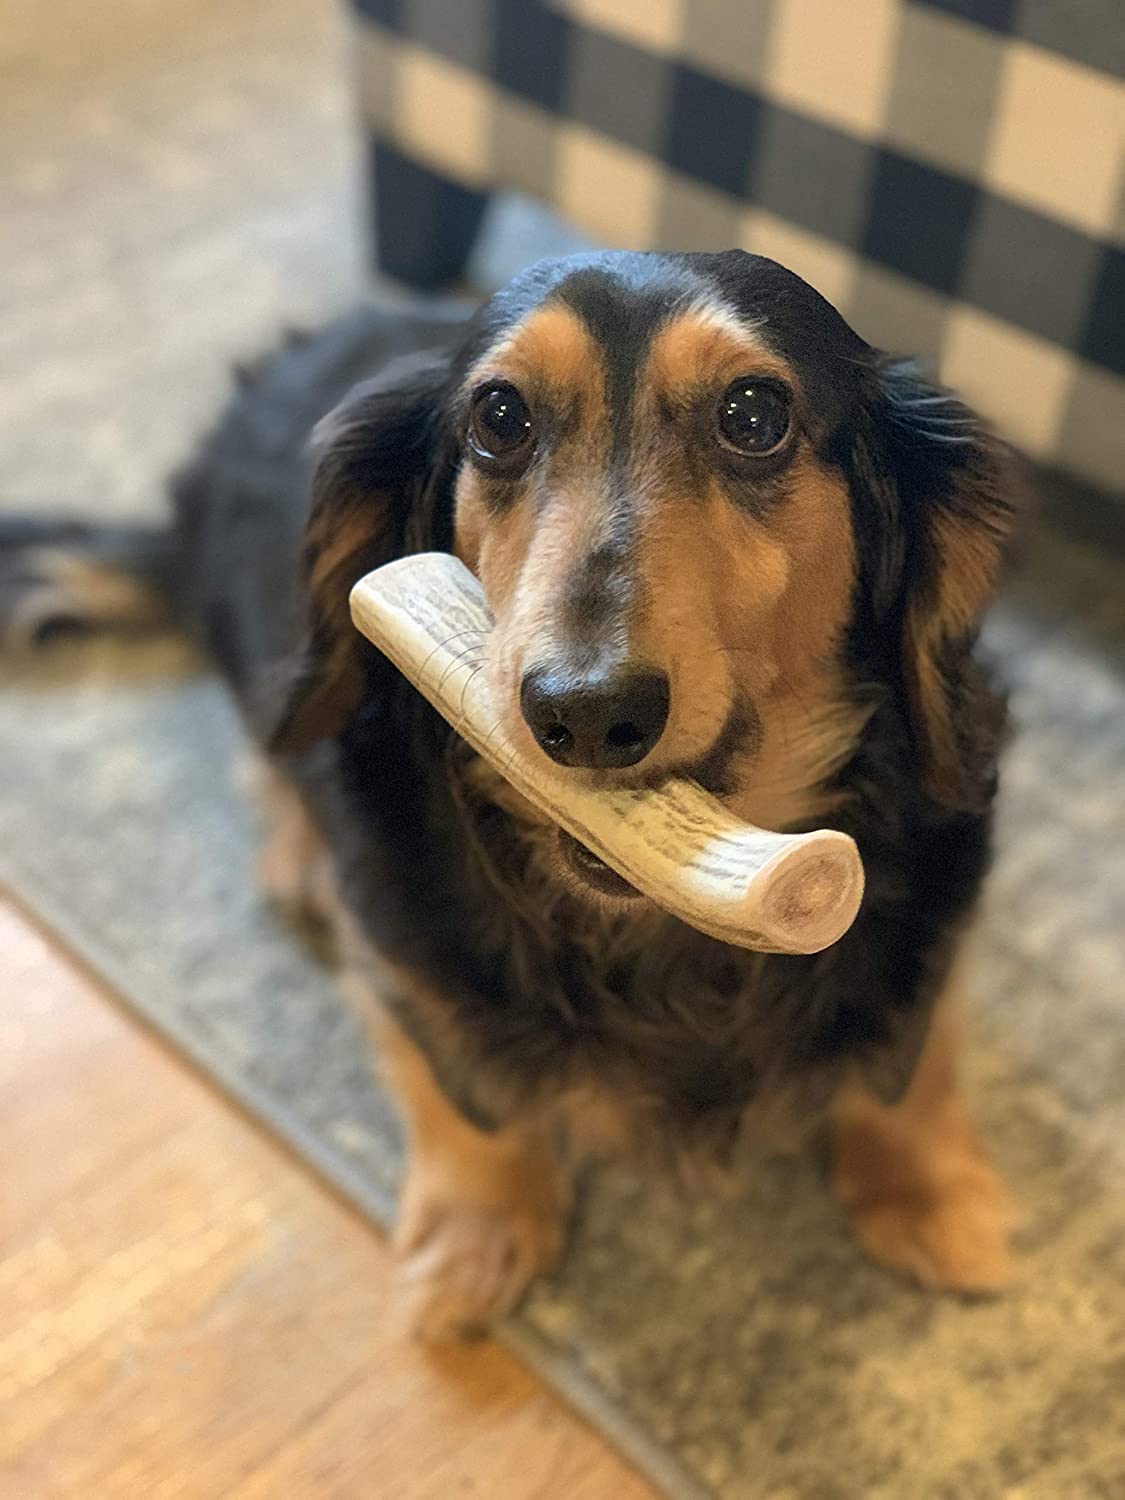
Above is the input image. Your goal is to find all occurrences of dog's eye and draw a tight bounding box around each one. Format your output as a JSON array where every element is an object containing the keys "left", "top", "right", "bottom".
[
  {"left": 469, "top": 383, "right": 535, "bottom": 464},
  {"left": 717, "top": 379, "right": 792, "bottom": 456}
]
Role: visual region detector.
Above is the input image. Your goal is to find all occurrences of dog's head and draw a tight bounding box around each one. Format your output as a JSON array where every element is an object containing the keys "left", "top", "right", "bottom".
[{"left": 272, "top": 251, "right": 1017, "bottom": 899}]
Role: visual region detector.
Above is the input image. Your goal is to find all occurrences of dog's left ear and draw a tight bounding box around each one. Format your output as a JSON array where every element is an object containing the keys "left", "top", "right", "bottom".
[
  {"left": 264, "top": 349, "right": 452, "bottom": 754},
  {"left": 856, "top": 359, "right": 1020, "bottom": 811}
]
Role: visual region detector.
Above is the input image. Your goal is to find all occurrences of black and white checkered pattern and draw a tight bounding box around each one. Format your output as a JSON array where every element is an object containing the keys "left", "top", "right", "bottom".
[{"left": 352, "top": 0, "right": 1124, "bottom": 493}]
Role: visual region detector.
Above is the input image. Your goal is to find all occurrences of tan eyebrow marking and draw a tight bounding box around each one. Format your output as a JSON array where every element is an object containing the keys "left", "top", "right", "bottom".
[
  {"left": 644, "top": 304, "right": 795, "bottom": 398},
  {"left": 467, "top": 302, "right": 604, "bottom": 400}
]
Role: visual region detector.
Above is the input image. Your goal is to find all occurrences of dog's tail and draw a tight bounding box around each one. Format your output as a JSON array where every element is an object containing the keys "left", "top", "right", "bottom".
[{"left": 0, "top": 515, "right": 180, "bottom": 647}]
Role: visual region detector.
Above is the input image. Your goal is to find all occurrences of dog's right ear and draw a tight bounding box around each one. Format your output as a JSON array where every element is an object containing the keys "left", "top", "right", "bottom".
[{"left": 263, "top": 348, "right": 451, "bottom": 754}]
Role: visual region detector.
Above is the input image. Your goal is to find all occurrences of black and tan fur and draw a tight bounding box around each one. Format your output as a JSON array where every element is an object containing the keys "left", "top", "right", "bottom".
[{"left": 2, "top": 254, "right": 1020, "bottom": 1335}]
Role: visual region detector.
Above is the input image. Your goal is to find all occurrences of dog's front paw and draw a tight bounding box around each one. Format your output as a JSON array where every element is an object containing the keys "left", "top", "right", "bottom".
[
  {"left": 838, "top": 1152, "right": 1015, "bottom": 1293},
  {"left": 392, "top": 1157, "right": 569, "bottom": 1342},
  {"left": 393, "top": 1198, "right": 562, "bottom": 1342}
]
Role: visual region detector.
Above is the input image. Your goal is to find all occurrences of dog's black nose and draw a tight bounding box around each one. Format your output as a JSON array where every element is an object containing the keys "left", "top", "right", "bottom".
[{"left": 520, "top": 664, "right": 670, "bottom": 769}]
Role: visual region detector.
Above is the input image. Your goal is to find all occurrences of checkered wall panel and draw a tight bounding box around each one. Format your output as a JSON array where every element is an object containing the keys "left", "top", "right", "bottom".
[{"left": 352, "top": 0, "right": 1124, "bottom": 493}]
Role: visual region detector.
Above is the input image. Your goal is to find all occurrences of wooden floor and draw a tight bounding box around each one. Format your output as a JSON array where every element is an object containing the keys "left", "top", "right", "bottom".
[{"left": 0, "top": 897, "right": 653, "bottom": 1500}]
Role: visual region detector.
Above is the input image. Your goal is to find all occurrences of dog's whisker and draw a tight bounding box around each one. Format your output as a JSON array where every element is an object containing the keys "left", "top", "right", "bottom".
[
  {"left": 457, "top": 661, "right": 486, "bottom": 719},
  {"left": 418, "top": 628, "right": 487, "bottom": 681},
  {"left": 774, "top": 668, "right": 818, "bottom": 726},
  {"left": 436, "top": 639, "right": 487, "bottom": 693}
]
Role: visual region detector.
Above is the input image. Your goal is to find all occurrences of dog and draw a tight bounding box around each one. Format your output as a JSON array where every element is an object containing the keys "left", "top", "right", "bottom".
[{"left": 3, "top": 251, "right": 1020, "bottom": 1339}]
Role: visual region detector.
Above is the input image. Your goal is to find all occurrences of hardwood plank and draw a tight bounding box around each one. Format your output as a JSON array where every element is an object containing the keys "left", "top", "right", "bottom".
[{"left": 0, "top": 897, "right": 654, "bottom": 1500}]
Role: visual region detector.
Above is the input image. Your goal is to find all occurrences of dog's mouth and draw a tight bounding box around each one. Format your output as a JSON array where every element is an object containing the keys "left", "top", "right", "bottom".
[
  {"left": 556, "top": 829, "right": 642, "bottom": 902},
  {"left": 544, "top": 706, "right": 759, "bottom": 907}
]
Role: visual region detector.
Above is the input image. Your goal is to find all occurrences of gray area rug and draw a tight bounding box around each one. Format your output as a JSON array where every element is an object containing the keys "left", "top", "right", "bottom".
[{"left": 2, "top": 535, "right": 1124, "bottom": 1500}]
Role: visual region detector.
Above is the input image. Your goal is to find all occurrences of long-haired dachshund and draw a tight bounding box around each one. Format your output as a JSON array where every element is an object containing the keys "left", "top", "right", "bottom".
[{"left": 4, "top": 251, "right": 1019, "bottom": 1339}]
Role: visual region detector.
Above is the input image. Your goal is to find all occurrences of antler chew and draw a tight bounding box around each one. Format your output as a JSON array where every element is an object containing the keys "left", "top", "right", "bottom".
[{"left": 350, "top": 553, "right": 864, "bottom": 954}]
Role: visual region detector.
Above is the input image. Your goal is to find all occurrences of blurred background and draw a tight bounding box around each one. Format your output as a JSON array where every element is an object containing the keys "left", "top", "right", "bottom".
[
  {"left": 6, "top": 0, "right": 1122, "bottom": 521},
  {"left": 3, "top": 4, "right": 1124, "bottom": 1498}
]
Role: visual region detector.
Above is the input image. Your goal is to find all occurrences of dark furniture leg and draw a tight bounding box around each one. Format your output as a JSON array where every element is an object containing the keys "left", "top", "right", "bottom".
[{"left": 371, "top": 141, "right": 491, "bottom": 289}]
